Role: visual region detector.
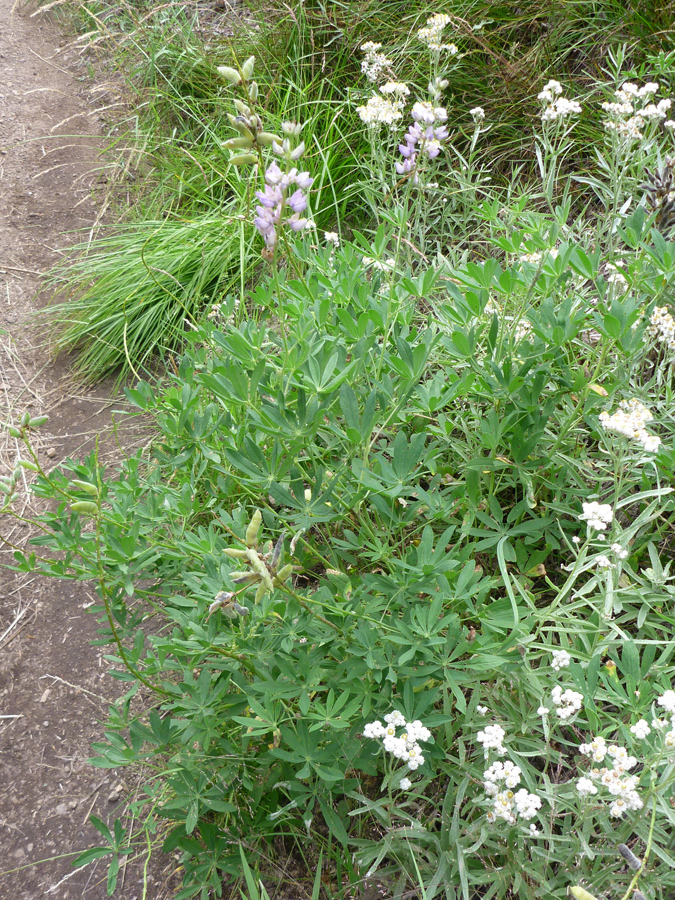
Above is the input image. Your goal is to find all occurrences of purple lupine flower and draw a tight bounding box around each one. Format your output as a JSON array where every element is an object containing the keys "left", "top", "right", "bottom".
[
  {"left": 395, "top": 104, "right": 449, "bottom": 181},
  {"left": 253, "top": 162, "right": 314, "bottom": 253}
]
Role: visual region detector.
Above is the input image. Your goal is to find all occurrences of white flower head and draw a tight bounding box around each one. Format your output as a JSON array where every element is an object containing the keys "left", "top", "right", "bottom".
[
  {"left": 578, "top": 501, "right": 614, "bottom": 531},
  {"left": 551, "top": 649, "right": 572, "bottom": 671},
  {"left": 399, "top": 777, "right": 412, "bottom": 790}
]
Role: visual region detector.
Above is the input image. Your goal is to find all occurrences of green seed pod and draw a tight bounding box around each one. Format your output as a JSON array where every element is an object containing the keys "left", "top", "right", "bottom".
[
  {"left": 227, "top": 114, "right": 254, "bottom": 137},
  {"left": 21, "top": 410, "right": 31, "bottom": 426},
  {"left": 274, "top": 564, "right": 293, "bottom": 585},
  {"left": 6, "top": 425, "right": 21, "bottom": 438},
  {"left": 233, "top": 99, "right": 251, "bottom": 117},
  {"left": 246, "top": 548, "right": 275, "bottom": 592},
  {"left": 70, "top": 501, "right": 99, "bottom": 515},
  {"left": 245, "top": 509, "right": 262, "bottom": 548},
  {"left": 256, "top": 132, "right": 282, "bottom": 147},
  {"left": 241, "top": 55, "right": 255, "bottom": 81},
  {"left": 28, "top": 415, "right": 48, "bottom": 427},
  {"left": 222, "top": 136, "right": 254, "bottom": 151},
  {"left": 570, "top": 888, "right": 599, "bottom": 900},
  {"left": 230, "top": 571, "right": 259, "bottom": 585},
  {"left": 618, "top": 844, "right": 642, "bottom": 870},
  {"left": 254, "top": 581, "right": 268, "bottom": 604},
  {"left": 71, "top": 479, "right": 99, "bottom": 496},
  {"left": 217, "top": 65, "right": 241, "bottom": 85},
  {"left": 16, "top": 460, "right": 39, "bottom": 472},
  {"left": 223, "top": 547, "right": 249, "bottom": 559},
  {"left": 229, "top": 153, "right": 258, "bottom": 167},
  {"left": 248, "top": 81, "right": 258, "bottom": 102}
]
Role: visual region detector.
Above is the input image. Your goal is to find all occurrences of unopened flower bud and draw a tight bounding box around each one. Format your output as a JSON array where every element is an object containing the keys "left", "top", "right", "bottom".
[
  {"left": 248, "top": 81, "right": 258, "bottom": 101},
  {"left": 281, "top": 121, "right": 303, "bottom": 135}
]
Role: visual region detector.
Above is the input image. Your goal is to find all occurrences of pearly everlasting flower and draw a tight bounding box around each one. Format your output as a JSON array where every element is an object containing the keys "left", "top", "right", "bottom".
[
  {"left": 537, "top": 706, "right": 550, "bottom": 717},
  {"left": 577, "top": 776, "right": 598, "bottom": 797},
  {"left": 551, "top": 649, "right": 571, "bottom": 671},
  {"left": 360, "top": 42, "right": 393, "bottom": 82},
  {"left": 384, "top": 710, "right": 407, "bottom": 727},
  {"left": 529, "top": 824, "right": 540, "bottom": 837},
  {"left": 580, "top": 736, "right": 607, "bottom": 762},
  {"left": 380, "top": 81, "right": 410, "bottom": 98},
  {"left": 470, "top": 106, "right": 485, "bottom": 123},
  {"left": 595, "top": 554, "right": 613, "bottom": 569},
  {"left": 630, "top": 719, "right": 651, "bottom": 739},
  {"left": 551, "top": 686, "right": 583, "bottom": 720},
  {"left": 657, "top": 690, "right": 675, "bottom": 714},
  {"left": 364, "top": 712, "right": 432, "bottom": 772},
  {"left": 399, "top": 777, "right": 412, "bottom": 790},
  {"left": 611, "top": 543, "right": 629, "bottom": 559},
  {"left": 599, "top": 399, "right": 661, "bottom": 453},
  {"left": 357, "top": 93, "right": 404, "bottom": 128},
  {"left": 647, "top": 306, "right": 675, "bottom": 352},
  {"left": 513, "top": 789, "right": 542, "bottom": 820},
  {"left": 417, "top": 13, "right": 457, "bottom": 55},
  {"left": 539, "top": 81, "right": 581, "bottom": 122},
  {"left": 578, "top": 502, "right": 614, "bottom": 531},
  {"left": 476, "top": 705, "right": 489, "bottom": 716},
  {"left": 476, "top": 723, "right": 507, "bottom": 755},
  {"left": 363, "top": 720, "right": 385, "bottom": 738}
]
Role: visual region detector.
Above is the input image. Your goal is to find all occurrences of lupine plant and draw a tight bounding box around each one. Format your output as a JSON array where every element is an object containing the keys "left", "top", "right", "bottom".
[{"left": 6, "top": 10, "right": 675, "bottom": 900}]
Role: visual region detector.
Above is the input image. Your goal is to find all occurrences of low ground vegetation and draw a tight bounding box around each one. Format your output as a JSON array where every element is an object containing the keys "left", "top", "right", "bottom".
[{"left": 4, "top": 1, "right": 675, "bottom": 897}]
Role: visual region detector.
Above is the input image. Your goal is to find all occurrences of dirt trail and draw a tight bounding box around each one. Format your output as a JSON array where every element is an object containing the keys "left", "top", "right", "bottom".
[{"left": 0, "top": 3, "right": 157, "bottom": 897}]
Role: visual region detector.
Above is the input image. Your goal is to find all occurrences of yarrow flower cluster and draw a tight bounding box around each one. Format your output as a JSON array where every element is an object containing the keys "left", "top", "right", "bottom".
[
  {"left": 647, "top": 306, "right": 675, "bottom": 353},
  {"left": 417, "top": 14, "right": 458, "bottom": 55},
  {"left": 599, "top": 398, "right": 661, "bottom": 453},
  {"left": 254, "top": 161, "right": 313, "bottom": 254},
  {"left": 538, "top": 79, "right": 582, "bottom": 122},
  {"left": 360, "top": 42, "right": 393, "bottom": 83},
  {"left": 577, "top": 738, "right": 642, "bottom": 818},
  {"left": 396, "top": 102, "right": 449, "bottom": 179},
  {"left": 363, "top": 711, "right": 432, "bottom": 772},
  {"left": 482, "top": 760, "right": 543, "bottom": 825},
  {"left": 578, "top": 501, "right": 614, "bottom": 531},
  {"left": 602, "top": 81, "right": 673, "bottom": 142}
]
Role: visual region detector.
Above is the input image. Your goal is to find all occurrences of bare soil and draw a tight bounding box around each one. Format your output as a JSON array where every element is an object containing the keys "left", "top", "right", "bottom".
[{"left": 0, "top": 2, "right": 172, "bottom": 896}]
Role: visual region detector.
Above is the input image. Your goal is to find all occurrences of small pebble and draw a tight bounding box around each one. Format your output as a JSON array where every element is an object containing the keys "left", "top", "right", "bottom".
[{"left": 46, "top": 448, "right": 56, "bottom": 458}]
